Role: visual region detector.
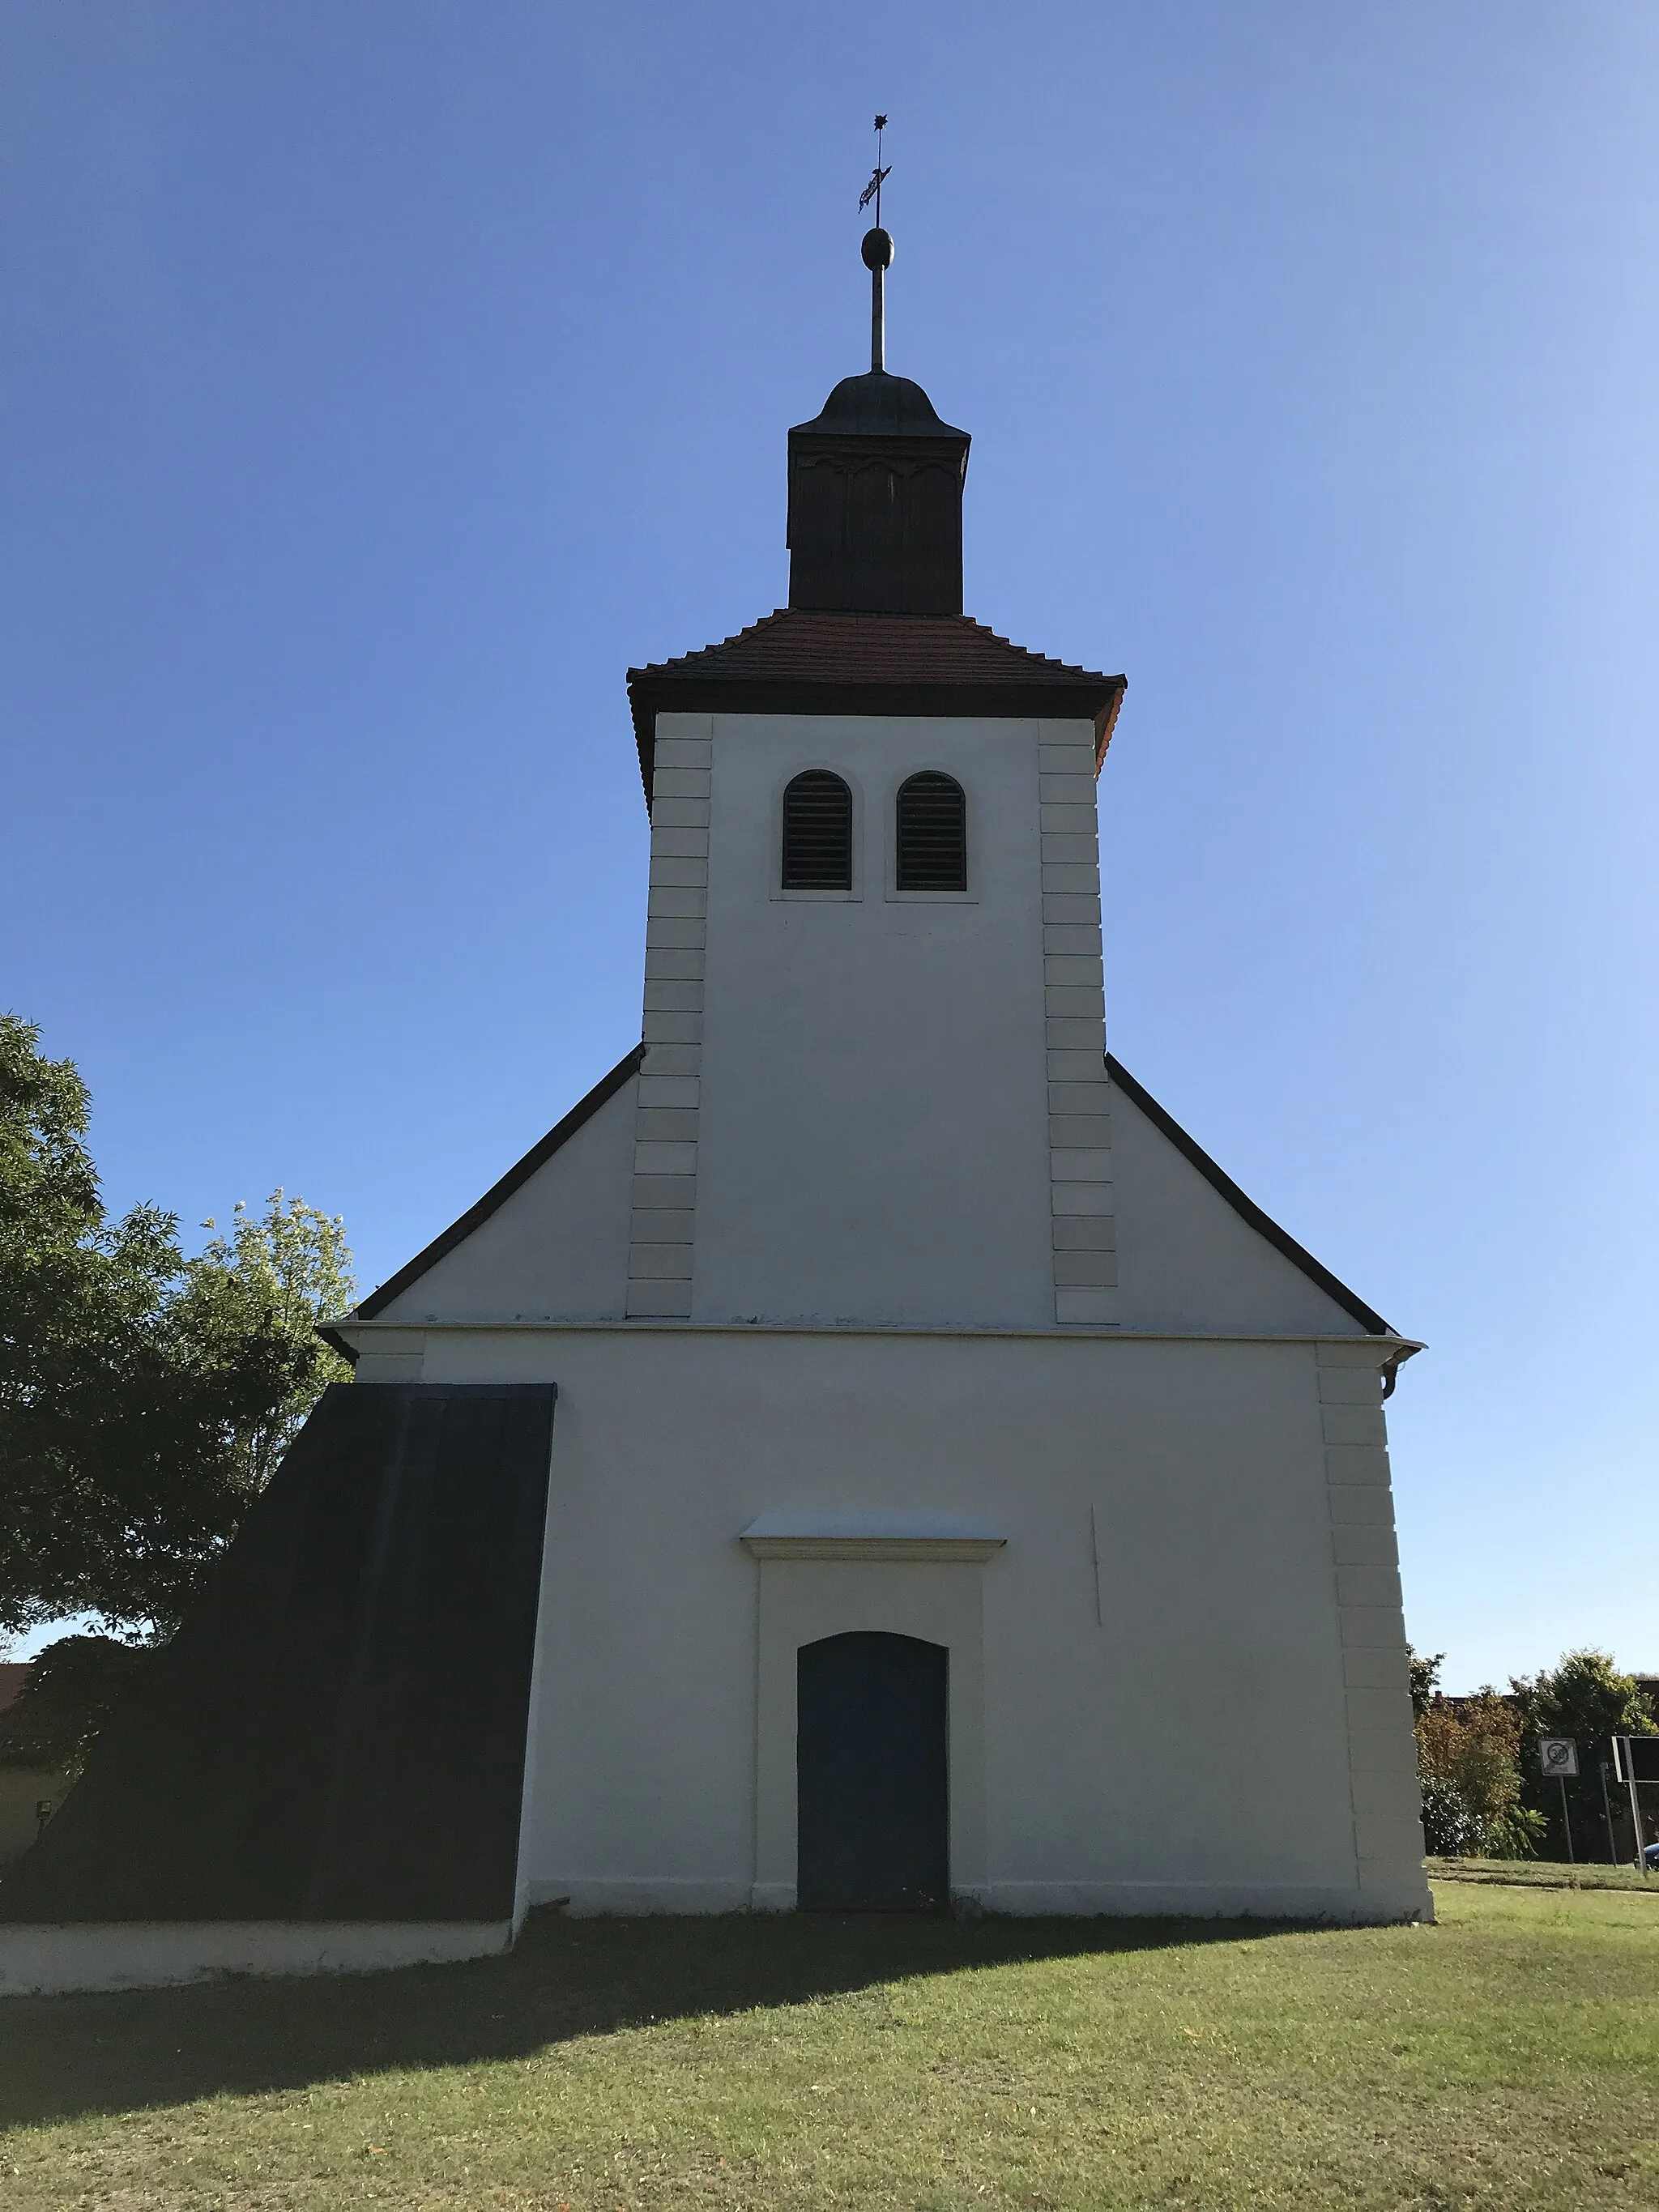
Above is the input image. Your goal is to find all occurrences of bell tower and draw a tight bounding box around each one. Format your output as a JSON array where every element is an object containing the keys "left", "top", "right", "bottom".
[{"left": 623, "top": 219, "right": 1125, "bottom": 1330}]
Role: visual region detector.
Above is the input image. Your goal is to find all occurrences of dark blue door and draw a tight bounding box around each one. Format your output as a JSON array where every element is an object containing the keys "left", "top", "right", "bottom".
[{"left": 796, "top": 1631, "right": 949, "bottom": 1912}]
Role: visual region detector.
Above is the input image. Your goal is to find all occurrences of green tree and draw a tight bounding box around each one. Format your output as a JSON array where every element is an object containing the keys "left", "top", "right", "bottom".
[
  {"left": 1408, "top": 1647, "right": 1444, "bottom": 1718},
  {"left": 0, "top": 1633, "right": 153, "bottom": 1783},
  {"left": 0, "top": 1014, "right": 354, "bottom": 1643},
  {"left": 1510, "top": 1651, "right": 1657, "bottom": 1862},
  {"left": 192, "top": 1191, "right": 355, "bottom": 1490},
  {"left": 1415, "top": 1690, "right": 1544, "bottom": 1859}
]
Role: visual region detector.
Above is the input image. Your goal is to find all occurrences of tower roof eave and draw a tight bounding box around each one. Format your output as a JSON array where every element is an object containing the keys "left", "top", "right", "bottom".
[
  {"left": 626, "top": 609, "right": 1125, "bottom": 804},
  {"left": 788, "top": 369, "right": 968, "bottom": 443}
]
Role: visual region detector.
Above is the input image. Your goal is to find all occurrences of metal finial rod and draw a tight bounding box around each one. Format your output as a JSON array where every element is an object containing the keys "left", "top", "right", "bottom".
[
  {"left": 861, "top": 224, "right": 893, "bottom": 372},
  {"left": 859, "top": 116, "right": 893, "bottom": 374}
]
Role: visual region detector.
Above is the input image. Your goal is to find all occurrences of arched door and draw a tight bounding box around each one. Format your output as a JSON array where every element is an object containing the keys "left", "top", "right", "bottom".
[{"left": 796, "top": 1631, "right": 949, "bottom": 1911}]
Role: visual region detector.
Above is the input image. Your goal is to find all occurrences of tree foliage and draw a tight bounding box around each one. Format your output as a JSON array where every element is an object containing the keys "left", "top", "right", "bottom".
[
  {"left": 1409, "top": 1643, "right": 1659, "bottom": 1863},
  {"left": 1509, "top": 1649, "right": 1657, "bottom": 1861},
  {"left": 1409, "top": 1647, "right": 1444, "bottom": 1719},
  {"left": 1414, "top": 1690, "right": 1543, "bottom": 1859},
  {"left": 0, "top": 1633, "right": 153, "bottom": 1781},
  {"left": 194, "top": 1192, "right": 356, "bottom": 1493},
  {"left": 0, "top": 1013, "right": 354, "bottom": 1641}
]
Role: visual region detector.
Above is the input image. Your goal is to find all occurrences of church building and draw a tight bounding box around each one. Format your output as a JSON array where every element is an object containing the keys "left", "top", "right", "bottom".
[{"left": 0, "top": 224, "right": 1429, "bottom": 1993}]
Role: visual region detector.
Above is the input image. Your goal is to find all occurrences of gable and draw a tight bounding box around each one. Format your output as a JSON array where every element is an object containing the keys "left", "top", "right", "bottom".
[
  {"left": 1107, "top": 1058, "right": 1389, "bottom": 1336},
  {"left": 326, "top": 1042, "right": 1390, "bottom": 1345},
  {"left": 343, "top": 1050, "right": 641, "bottom": 1332}
]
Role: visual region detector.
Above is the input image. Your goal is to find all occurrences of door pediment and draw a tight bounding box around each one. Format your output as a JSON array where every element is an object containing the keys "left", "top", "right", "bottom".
[{"left": 739, "top": 1513, "right": 1004, "bottom": 1563}]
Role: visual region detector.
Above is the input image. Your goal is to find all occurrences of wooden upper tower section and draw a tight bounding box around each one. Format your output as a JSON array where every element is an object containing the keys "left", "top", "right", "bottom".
[{"left": 786, "top": 369, "right": 970, "bottom": 616}]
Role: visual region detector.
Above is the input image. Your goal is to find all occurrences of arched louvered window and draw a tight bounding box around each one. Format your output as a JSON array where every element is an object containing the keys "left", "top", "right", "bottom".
[
  {"left": 781, "top": 769, "right": 854, "bottom": 890},
  {"left": 896, "top": 772, "right": 966, "bottom": 892}
]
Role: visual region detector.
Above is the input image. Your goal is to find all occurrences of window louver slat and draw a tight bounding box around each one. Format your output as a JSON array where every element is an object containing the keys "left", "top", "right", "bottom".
[
  {"left": 782, "top": 770, "right": 854, "bottom": 889},
  {"left": 896, "top": 772, "right": 966, "bottom": 891}
]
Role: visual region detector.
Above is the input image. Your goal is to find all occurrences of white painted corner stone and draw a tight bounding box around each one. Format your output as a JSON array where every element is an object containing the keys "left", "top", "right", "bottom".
[
  {"left": 628, "top": 735, "right": 711, "bottom": 1320},
  {"left": 1316, "top": 1341, "right": 1431, "bottom": 1915},
  {"left": 1039, "top": 735, "right": 1117, "bottom": 1323}
]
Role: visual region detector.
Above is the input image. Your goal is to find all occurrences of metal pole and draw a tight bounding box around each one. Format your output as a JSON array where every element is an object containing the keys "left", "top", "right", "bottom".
[
  {"left": 871, "top": 261, "right": 885, "bottom": 373},
  {"left": 1559, "top": 1775, "right": 1575, "bottom": 1865},
  {"left": 1600, "top": 1761, "right": 1617, "bottom": 1863},
  {"left": 1627, "top": 1753, "right": 1644, "bottom": 1871}
]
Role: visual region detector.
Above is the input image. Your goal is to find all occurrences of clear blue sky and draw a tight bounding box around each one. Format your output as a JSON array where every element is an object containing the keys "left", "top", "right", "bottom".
[{"left": 3, "top": 2, "right": 1654, "bottom": 1690}]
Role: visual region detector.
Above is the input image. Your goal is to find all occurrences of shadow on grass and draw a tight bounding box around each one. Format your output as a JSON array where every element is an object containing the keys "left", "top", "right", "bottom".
[{"left": 0, "top": 1907, "right": 1311, "bottom": 2129}]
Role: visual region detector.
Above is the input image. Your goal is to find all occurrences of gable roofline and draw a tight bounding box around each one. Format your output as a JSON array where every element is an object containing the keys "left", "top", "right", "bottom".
[
  {"left": 319, "top": 1046, "right": 645, "bottom": 1361},
  {"left": 1106, "top": 1054, "right": 1393, "bottom": 1336}
]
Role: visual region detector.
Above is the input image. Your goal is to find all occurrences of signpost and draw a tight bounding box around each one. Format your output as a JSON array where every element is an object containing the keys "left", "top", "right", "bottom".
[
  {"left": 1599, "top": 1760, "right": 1618, "bottom": 1862},
  {"left": 1540, "top": 1739, "right": 1577, "bottom": 1863},
  {"left": 1612, "top": 1736, "right": 1659, "bottom": 1872}
]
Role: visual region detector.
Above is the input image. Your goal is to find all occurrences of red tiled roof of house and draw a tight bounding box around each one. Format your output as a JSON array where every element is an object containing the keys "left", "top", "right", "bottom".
[{"left": 626, "top": 609, "right": 1125, "bottom": 802}]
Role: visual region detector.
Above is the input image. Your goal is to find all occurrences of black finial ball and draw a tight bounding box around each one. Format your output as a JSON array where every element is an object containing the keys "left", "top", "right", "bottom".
[{"left": 861, "top": 226, "right": 893, "bottom": 271}]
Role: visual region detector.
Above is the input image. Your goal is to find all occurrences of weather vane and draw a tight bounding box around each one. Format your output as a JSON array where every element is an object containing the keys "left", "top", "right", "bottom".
[{"left": 859, "top": 114, "right": 890, "bottom": 228}]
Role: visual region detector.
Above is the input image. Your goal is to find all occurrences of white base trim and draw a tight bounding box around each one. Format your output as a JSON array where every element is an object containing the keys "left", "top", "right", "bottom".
[
  {"left": 980, "top": 1879, "right": 1432, "bottom": 1923},
  {"left": 530, "top": 1877, "right": 751, "bottom": 1916},
  {"left": 0, "top": 1920, "right": 513, "bottom": 1997},
  {"left": 530, "top": 1877, "right": 1432, "bottom": 1924}
]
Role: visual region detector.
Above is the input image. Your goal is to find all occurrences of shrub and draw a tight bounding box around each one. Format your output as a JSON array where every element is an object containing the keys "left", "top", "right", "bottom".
[{"left": 1416, "top": 1691, "right": 1543, "bottom": 1860}]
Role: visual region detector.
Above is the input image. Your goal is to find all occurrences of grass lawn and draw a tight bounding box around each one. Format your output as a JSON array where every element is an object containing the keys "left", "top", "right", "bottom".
[
  {"left": 1430, "top": 1855, "right": 1659, "bottom": 1893},
  {"left": 2, "top": 1885, "right": 1656, "bottom": 2210}
]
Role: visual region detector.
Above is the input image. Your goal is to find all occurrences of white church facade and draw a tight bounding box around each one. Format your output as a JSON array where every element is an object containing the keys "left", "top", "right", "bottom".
[
  {"left": 330, "top": 233, "right": 1428, "bottom": 1928},
  {"left": 0, "top": 226, "right": 1427, "bottom": 1992}
]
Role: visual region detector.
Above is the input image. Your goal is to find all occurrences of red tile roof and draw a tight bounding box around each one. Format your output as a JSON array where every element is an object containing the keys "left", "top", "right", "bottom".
[
  {"left": 626, "top": 610, "right": 1125, "bottom": 801},
  {"left": 633, "top": 608, "right": 1111, "bottom": 686}
]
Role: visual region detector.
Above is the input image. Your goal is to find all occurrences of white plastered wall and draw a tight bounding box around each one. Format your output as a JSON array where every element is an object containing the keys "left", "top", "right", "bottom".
[
  {"left": 378, "top": 1322, "right": 1428, "bottom": 1924},
  {"left": 1108, "top": 1078, "right": 1366, "bottom": 1336},
  {"left": 689, "top": 710, "right": 1092, "bottom": 1328}
]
